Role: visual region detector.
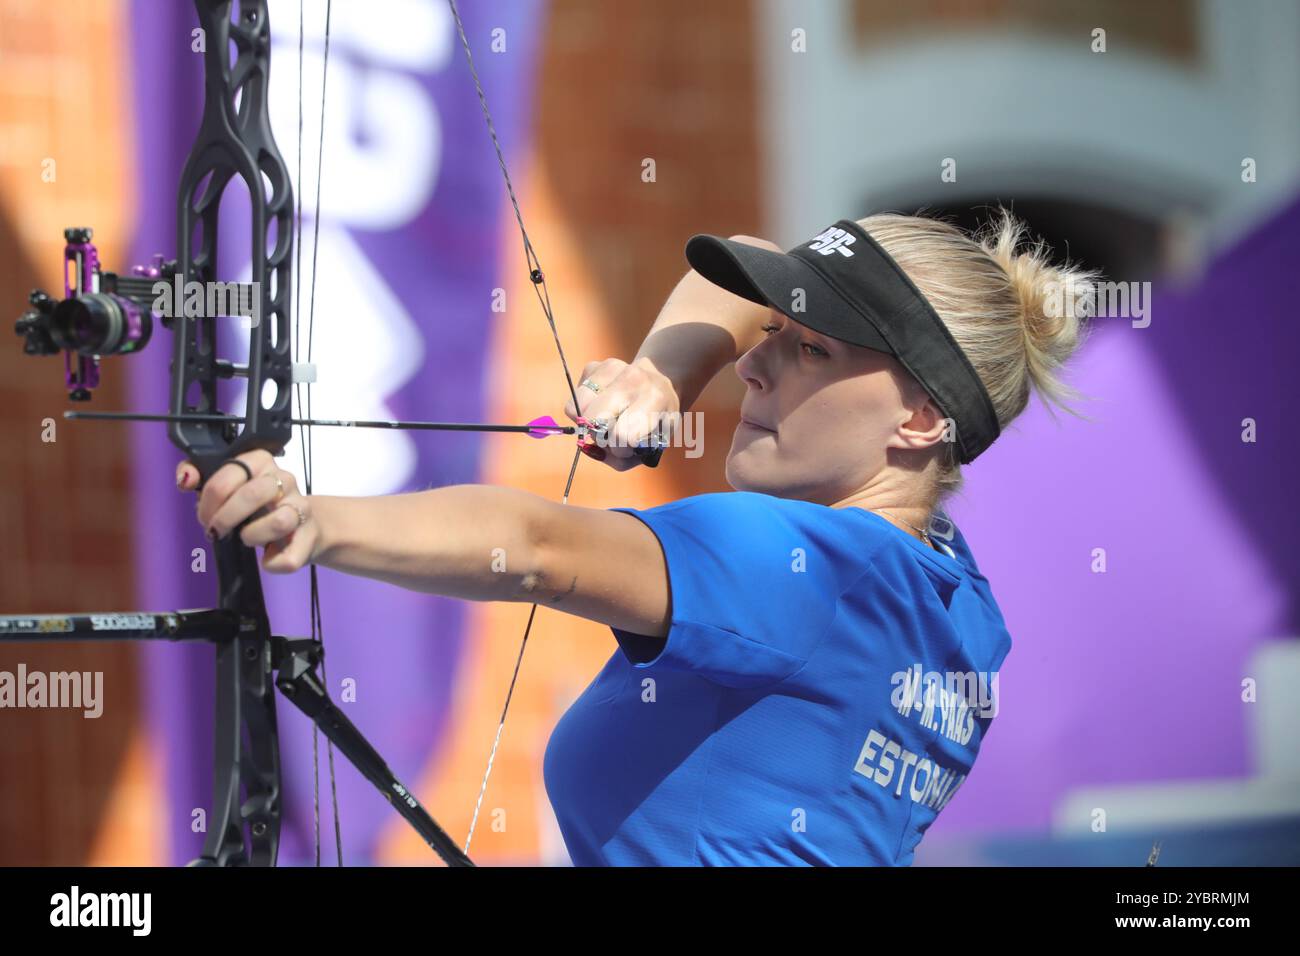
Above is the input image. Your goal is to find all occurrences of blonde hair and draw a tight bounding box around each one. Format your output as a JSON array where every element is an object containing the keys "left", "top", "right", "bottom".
[{"left": 856, "top": 206, "right": 1101, "bottom": 510}]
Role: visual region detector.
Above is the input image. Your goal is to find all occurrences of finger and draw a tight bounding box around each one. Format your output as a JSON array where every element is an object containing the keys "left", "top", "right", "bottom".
[
  {"left": 566, "top": 361, "right": 601, "bottom": 420},
  {"left": 214, "top": 449, "right": 277, "bottom": 484},
  {"left": 585, "top": 397, "right": 662, "bottom": 462},
  {"left": 196, "top": 467, "right": 248, "bottom": 529},
  {"left": 260, "top": 505, "right": 317, "bottom": 574},
  {"left": 579, "top": 358, "right": 625, "bottom": 386},
  {"left": 230, "top": 449, "right": 278, "bottom": 479},
  {"left": 577, "top": 414, "right": 644, "bottom": 470},
  {"left": 261, "top": 530, "right": 313, "bottom": 574},
  {"left": 575, "top": 388, "right": 627, "bottom": 427},
  {"left": 566, "top": 361, "right": 605, "bottom": 421},
  {"left": 176, "top": 460, "right": 200, "bottom": 491},
  {"left": 193, "top": 450, "right": 270, "bottom": 522},
  {"left": 266, "top": 464, "right": 298, "bottom": 498},
  {"left": 207, "top": 471, "right": 284, "bottom": 540},
  {"left": 238, "top": 496, "right": 309, "bottom": 550},
  {"left": 572, "top": 360, "right": 626, "bottom": 419},
  {"left": 607, "top": 397, "right": 664, "bottom": 452},
  {"left": 583, "top": 442, "right": 642, "bottom": 472},
  {"left": 590, "top": 418, "right": 638, "bottom": 462},
  {"left": 196, "top": 451, "right": 279, "bottom": 527}
]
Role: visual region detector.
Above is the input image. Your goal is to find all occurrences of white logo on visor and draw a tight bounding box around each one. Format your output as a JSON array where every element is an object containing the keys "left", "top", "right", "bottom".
[{"left": 808, "top": 227, "right": 856, "bottom": 258}]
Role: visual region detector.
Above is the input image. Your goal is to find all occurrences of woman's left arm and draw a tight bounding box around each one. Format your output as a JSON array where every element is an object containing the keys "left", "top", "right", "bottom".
[{"left": 187, "top": 451, "right": 671, "bottom": 639}]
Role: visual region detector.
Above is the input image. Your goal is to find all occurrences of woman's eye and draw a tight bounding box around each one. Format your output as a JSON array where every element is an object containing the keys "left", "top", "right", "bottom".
[{"left": 760, "top": 323, "right": 825, "bottom": 356}]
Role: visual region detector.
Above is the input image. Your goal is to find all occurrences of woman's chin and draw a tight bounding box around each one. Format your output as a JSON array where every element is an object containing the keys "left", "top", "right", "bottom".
[{"left": 725, "top": 447, "right": 774, "bottom": 494}]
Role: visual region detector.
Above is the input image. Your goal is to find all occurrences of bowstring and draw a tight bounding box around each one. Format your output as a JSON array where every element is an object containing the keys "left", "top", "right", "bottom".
[
  {"left": 294, "top": 0, "right": 341, "bottom": 867},
  {"left": 446, "top": 0, "right": 582, "bottom": 418},
  {"left": 448, "top": 0, "right": 585, "bottom": 856}
]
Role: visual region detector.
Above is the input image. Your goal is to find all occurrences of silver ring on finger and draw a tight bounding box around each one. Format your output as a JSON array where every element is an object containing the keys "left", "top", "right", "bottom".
[{"left": 580, "top": 379, "right": 601, "bottom": 394}]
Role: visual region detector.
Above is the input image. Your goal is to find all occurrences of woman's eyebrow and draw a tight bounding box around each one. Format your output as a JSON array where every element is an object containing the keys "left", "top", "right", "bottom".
[{"left": 803, "top": 326, "right": 838, "bottom": 350}]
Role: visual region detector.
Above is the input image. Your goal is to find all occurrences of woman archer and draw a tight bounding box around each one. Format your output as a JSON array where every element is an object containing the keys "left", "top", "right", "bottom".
[{"left": 178, "top": 207, "right": 1099, "bottom": 866}]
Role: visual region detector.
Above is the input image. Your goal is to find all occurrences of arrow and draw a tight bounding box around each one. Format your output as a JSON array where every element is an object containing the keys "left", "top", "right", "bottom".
[{"left": 63, "top": 410, "right": 575, "bottom": 439}]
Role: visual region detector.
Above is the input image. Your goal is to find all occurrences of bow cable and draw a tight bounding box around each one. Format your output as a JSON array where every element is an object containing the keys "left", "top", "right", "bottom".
[
  {"left": 294, "top": 0, "right": 341, "bottom": 866},
  {"left": 447, "top": 0, "right": 587, "bottom": 855}
]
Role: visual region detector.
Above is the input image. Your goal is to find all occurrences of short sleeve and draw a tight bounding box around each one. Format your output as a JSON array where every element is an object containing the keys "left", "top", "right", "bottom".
[{"left": 609, "top": 492, "right": 884, "bottom": 689}]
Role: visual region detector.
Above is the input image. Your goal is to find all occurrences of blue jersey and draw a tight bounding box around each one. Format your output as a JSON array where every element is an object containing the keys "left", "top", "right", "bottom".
[{"left": 543, "top": 491, "right": 1012, "bottom": 865}]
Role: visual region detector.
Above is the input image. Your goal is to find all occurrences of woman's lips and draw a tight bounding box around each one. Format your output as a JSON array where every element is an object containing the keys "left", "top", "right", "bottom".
[{"left": 739, "top": 417, "right": 775, "bottom": 433}]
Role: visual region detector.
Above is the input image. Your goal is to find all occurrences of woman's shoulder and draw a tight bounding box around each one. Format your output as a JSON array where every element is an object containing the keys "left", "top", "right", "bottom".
[
  {"left": 634, "top": 490, "right": 868, "bottom": 522},
  {"left": 617, "top": 491, "right": 895, "bottom": 567}
]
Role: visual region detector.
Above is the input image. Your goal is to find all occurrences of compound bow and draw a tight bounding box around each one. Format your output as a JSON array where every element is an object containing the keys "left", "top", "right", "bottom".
[{"left": 4, "top": 0, "right": 658, "bottom": 867}]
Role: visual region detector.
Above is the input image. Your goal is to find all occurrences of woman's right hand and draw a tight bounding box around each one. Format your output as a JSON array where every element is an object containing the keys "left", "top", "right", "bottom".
[{"left": 566, "top": 356, "right": 680, "bottom": 471}]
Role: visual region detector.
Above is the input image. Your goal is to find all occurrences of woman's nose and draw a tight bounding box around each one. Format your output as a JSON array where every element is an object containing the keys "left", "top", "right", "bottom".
[
  {"left": 737, "top": 330, "right": 783, "bottom": 390},
  {"left": 735, "top": 346, "right": 767, "bottom": 391}
]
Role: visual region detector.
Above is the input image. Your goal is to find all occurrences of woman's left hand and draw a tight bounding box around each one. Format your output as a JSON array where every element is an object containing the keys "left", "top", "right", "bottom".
[{"left": 176, "top": 450, "right": 320, "bottom": 574}]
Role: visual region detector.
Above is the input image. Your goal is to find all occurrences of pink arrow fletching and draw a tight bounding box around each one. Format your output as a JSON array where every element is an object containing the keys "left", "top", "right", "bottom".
[{"left": 526, "top": 415, "right": 566, "bottom": 439}]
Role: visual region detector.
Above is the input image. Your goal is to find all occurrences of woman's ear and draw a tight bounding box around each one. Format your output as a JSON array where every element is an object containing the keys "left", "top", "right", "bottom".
[{"left": 894, "top": 386, "right": 950, "bottom": 452}]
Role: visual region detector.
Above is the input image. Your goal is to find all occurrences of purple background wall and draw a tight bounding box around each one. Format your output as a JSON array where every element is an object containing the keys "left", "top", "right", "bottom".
[{"left": 933, "top": 192, "right": 1299, "bottom": 838}]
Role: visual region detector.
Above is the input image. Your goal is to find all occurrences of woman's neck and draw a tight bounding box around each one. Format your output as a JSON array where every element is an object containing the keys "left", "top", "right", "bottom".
[{"left": 835, "top": 499, "right": 934, "bottom": 547}]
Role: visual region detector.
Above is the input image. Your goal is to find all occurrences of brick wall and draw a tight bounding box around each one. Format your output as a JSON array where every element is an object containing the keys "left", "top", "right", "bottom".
[
  {"left": 536, "top": 0, "right": 762, "bottom": 499},
  {"left": 0, "top": 0, "right": 143, "bottom": 865}
]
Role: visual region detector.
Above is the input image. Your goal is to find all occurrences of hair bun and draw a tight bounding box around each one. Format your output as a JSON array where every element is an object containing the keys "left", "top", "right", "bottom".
[{"left": 979, "top": 208, "right": 1102, "bottom": 419}]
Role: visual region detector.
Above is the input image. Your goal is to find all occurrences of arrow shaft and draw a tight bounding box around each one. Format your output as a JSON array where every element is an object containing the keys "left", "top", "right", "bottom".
[{"left": 63, "top": 410, "right": 575, "bottom": 435}]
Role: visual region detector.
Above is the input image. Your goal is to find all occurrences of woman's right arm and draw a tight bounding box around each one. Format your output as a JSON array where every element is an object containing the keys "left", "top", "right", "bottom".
[
  {"left": 568, "top": 235, "right": 779, "bottom": 468},
  {"left": 631, "top": 234, "right": 778, "bottom": 412}
]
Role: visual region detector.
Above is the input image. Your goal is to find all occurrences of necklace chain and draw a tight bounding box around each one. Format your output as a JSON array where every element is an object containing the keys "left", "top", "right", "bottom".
[{"left": 874, "top": 508, "right": 934, "bottom": 548}]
